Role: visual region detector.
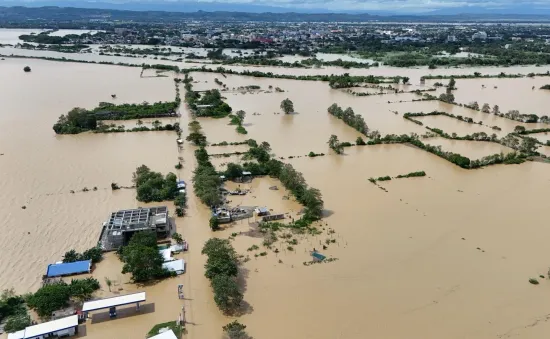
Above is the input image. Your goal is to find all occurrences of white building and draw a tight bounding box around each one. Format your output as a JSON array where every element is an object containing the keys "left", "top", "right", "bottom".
[
  {"left": 472, "top": 31, "right": 488, "bottom": 40},
  {"left": 447, "top": 35, "right": 457, "bottom": 42},
  {"left": 8, "top": 315, "right": 79, "bottom": 339}
]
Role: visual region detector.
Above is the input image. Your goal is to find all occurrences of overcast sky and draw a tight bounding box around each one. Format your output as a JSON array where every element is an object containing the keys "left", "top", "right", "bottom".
[{"left": 9, "top": 0, "right": 550, "bottom": 12}]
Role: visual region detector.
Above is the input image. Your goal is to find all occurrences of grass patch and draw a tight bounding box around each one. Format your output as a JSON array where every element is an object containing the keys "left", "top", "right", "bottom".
[{"left": 147, "top": 321, "right": 184, "bottom": 338}]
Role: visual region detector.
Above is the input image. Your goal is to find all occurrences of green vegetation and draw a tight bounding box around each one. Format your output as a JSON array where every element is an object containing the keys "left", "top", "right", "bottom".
[
  {"left": 120, "top": 231, "right": 173, "bottom": 282},
  {"left": 540, "top": 85, "right": 550, "bottom": 90},
  {"left": 23, "top": 66, "right": 31, "bottom": 72},
  {"left": 132, "top": 165, "right": 178, "bottom": 203},
  {"left": 356, "top": 136, "right": 366, "bottom": 145},
  {"left": 27, "top": 278, "right": 100, "bottom": 318},
  {"left": 183, "top": 73, "right": 231, "bottom": 118},
  {"left": 52, "top": 107, "right": 98, "bottom": 134},
  {"left": 327, "top": 104, "right": 368, "bottom": 134},
  {"left": 186, "top": 120, "right": 207, "bottom": 146},
  {"left": 396, "top": 171, "right": 427, "bottom": 178},
  {"left": 404, "top": 111, "right": 477, "bottom": 125},
  {"left": 147, "top": 321, "right": 184, "bottom": 338},
  {"left": 529, "top": 278, "right": 540, "bottom": 285},
  {"left": 202, "top": 239, "right": 243, "bottom": 313},
  {"left": 174, "top": 193, "right": 186, "bottom": 217},
  {"left": 233, "top": 110, "right": 248, "bottom": 134},
  {"left": 0, "top": 289, "right": 30, "bottom": 333},
  {"left": 224, "top": 142, "right": 324, "bottom": 222},
  {"left": 62, "top": 246, "right": 103, "bottom": 264},
  {"left": 223, "top": 320, "right": 251, "bottom": 339},
  {"left": 95, "top": 121, "right": 181, "bottom": 134},
  {"left": 377, "top": 176, "right": 392, "bottom": 181},
  {"left": 366, "top": 133, "right": 527, "bottom": 169},
  {"left": 193, "top": 148, "right": 223, "bottom": 207},
  {"left": 280, "top": 98, "right": 294, "bottom": 114},
  {"left": 328, "top": 135, "right": 344, "bottom": 154}
]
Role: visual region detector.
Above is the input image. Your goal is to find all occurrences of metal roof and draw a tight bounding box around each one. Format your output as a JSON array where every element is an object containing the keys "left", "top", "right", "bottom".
[
  {"left": 163, "top": 259, "right": 185, "bottom": 274},
  {"left": 46, "top": 260, "right": 91, "bottom": 278},
  {"left": 82, "top": 292, "right": 146, "bottom": 312},
  {"left": 149, "top": 329, "right": 178, "bottom": 339},
  {"left": 23, "top": 315, "right": 78, "bottom": 339},
  {"left": 7, "top": 330, "right": 24, "bottom": 339}
]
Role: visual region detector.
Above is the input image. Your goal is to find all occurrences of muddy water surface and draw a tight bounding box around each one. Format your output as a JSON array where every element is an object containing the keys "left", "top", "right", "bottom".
[{"left": 2, "top": 55, "right": 550, "bottom": 339}]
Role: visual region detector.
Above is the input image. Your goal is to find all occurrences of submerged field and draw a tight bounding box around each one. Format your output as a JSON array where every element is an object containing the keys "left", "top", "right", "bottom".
[{"left": 1, "top": 55, "right": 550, "bottom": 339}]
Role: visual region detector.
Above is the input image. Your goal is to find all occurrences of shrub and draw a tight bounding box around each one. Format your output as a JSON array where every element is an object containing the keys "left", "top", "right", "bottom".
[
  {"left": 209, "top": 216, "right": 220, "bottom": 231},
  {"left": 529, "top": 278, "right": 539, "bottom": 285},
  {"left": 23, "top": 66, "right": 31, "bottom": 72},
  {"left": 377, "top": 176, "right": 392, "bottom": 181},
  {"left": 356, "top": 136, "right": 366, "bottom": 145}
]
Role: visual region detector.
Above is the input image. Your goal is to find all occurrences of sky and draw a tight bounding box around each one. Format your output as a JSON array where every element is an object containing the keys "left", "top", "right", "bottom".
[{"left": 5, "top": 0, "right": 550, "bottom": 13}]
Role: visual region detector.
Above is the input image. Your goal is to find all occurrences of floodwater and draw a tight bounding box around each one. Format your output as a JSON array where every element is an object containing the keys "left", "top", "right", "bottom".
[
  {"left": 1, "top": 54, "right": 550, "bottom": 339},
  {"left": 439, "top": 77, "right": 550, "bottom": 117}
]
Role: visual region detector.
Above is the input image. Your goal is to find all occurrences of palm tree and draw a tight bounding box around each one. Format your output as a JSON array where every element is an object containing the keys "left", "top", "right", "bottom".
[{"left": 105, "top": 277, "right": 112, "bottom": 292}]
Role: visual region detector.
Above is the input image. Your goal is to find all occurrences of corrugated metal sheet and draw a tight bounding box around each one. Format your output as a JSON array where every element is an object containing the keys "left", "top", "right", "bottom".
[{"left": 46, "top": 260, "right": 91, "bottom": 278}]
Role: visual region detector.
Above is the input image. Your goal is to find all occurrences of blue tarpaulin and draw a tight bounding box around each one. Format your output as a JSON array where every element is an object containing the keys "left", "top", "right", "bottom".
[{"left": 46, "top": 260, "right": 91, "bottom": 278}]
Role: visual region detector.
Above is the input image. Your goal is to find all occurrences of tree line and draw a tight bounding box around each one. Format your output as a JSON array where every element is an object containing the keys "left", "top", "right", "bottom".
[
  {"left": 201, "top": 238, "right": 243, "bottom": 314},
  {"left": 327, "top": 104, "right": 369, "bottom": 134},
  {"left": 223, "top": 141, "right": 324, "bottom": 222}
]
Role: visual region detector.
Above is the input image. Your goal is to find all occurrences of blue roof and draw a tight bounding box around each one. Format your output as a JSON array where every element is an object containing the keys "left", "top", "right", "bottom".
[{"left": 46, "top": 260, "right": 91, "bottom": 278}]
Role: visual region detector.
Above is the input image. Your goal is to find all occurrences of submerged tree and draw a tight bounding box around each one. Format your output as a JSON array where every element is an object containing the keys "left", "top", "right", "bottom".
[
  {"left": 328, "top": 135, "right": 343, "bottom": 154},
  {"left": 23, "top": 66, "right": 31, "bottom": 72},
  {"left": 235, "top": 110, "right": 246, "bottom": 124},
  {"left": 280, "top": 98, "right": 294, "bottom": 114},
  {"left": 481, "top": 103, "right": 491, "bottom": 113},
  {"left": 223, "top": 321, "right": 251, "bottom": 339},
  {"left": 492, "top": 105, "right": 500, "bottom": 115}
]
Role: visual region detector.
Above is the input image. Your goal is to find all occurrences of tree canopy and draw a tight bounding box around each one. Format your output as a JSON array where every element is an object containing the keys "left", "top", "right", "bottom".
[
  {"left": 120, "top": 231, "right": 171, "bottom": 282},
  {"left": 280, "top": 98, "right": 294, "bottom": 114},
  {"left": 202, "top": 239, "right": 243, "bottom": 313},
  {"left": 133, "top": 165, "right": 178, "bottom": 202}
]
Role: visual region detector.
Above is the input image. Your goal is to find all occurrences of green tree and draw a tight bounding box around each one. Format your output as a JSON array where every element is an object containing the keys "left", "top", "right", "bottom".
[
  {"left": 105, "top": 277, "right": 112, "bottom": 292},
  {"left": 235, "top": 110, "right": 246, "bottom": 124},
  {"left": 120, "top": 231, "right": 168, "bottom": 282},
  {"left": 223, "top": 320, "right": 251, "bottom": 339},
  {"left": 448, "top": 77, "right": 456, "bottom": 90},
  {"left": 62, "top": 249, "right": 80, "bottom": 263},
  {"left": 209, "top": 216, "right": 220, "bottom": 231},
  {"left": 4, "top": 313, "right": 31, "bottom": 332},
  {"left": 328, "top": 135, "right": 343, "bottom": 154},
  {"left": 519, "top": 137, "right": 539, "bottom": 154},
  {"left": 82, "top": 247, "right": 103, "bottom": 264},
  {"left": 514, "top": 125, "right": 526, "bottom": 133},
  {"left": 23, "top": 66, "right": 31, "bottom": 72},
  {"left": 280, "top": 98, "right": 294, "bottom": 114},
  {"left": 302, "top": 188, "right": 324, "bottom": 221},
  {"left": 481, "top": 103, "right": 491, "bottom": 113},
  {"left": 26, "top": 282, "right": 71, "bottom": 318},
  {"left": 212, "top": 275, "right": 243, "bottom": 314},
  {"left": 172, "top": 232, "right": 184, "bottom": 245},
  {"left": 356, "top": 136, "right": 366, "bottom": 145},
  {"left": 492, "top": 105, "right": 500, "bottom": 114},
  {"left": 402, "top": 76, "right": 410, "bottom": 84},
  {"left": 225, "top": 163, "right": 244, "bottom": 179}
]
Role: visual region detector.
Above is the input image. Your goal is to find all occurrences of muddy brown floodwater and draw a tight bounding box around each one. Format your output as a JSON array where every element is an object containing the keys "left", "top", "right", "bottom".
[{"left": 1, "top": 56, "right": 550, "bottom": 339}]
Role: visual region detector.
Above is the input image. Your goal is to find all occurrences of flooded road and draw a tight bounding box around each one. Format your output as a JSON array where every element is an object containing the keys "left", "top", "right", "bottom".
[{"left": 1, "top": 54, "right": 550, "bottom": 339}]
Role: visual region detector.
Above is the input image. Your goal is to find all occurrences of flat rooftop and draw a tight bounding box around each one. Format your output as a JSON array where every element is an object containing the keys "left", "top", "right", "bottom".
[
  {"left": 22, "top": 315, "right": 78, "bottom": 339},
  {"left": 106, "top": 206, "right": 168, "bottom": 232},
  {"left": 82, "top": 292, "right": 146, "bottom": 312}
]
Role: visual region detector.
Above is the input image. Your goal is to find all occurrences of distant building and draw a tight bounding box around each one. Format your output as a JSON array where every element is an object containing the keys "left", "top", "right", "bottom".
[
  {"left": 472, "top": 31, "right": 488, "bottom": 40},
  {"left": 447, "top": 35, "right": 457, "bottom": 42},
  {"left": 99, "top": 206, "right": 170, "bottom": 251}
]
